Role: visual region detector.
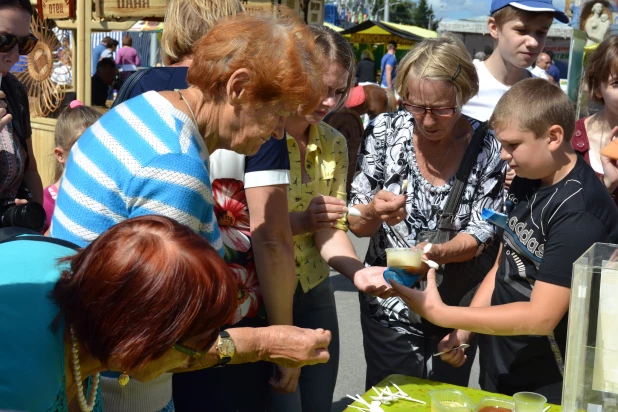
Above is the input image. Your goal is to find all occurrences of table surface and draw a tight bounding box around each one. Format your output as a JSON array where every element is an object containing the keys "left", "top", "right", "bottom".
[{"left": 343, "top": 374, "right": 561, "bottom": 411}]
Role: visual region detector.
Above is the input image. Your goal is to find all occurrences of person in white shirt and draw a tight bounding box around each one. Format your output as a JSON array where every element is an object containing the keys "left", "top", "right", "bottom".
[
  {"left": 461, "top": 0, "right": 567, "bottom": 188},
  {"left": 529, "top": 52, "right": 551, "bottom": 80}
]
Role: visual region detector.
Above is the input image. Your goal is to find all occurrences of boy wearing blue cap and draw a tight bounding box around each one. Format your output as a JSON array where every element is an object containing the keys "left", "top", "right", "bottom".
[{"left": 462, "top": 0, "right": 569, "bottom": 123}]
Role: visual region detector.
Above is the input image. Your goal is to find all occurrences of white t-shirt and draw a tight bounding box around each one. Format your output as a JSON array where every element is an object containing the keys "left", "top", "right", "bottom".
[
  {"left": 461, "top": 60, "right": 510, "bottom": 122},
  {"left": 529, "top": 65, "right": 549, "bottom": 80}
]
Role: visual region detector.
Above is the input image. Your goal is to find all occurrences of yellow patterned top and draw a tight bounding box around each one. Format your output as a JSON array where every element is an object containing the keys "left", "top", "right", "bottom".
[{"left": 287, "top": 122, "right": 349, "bottom": 292}]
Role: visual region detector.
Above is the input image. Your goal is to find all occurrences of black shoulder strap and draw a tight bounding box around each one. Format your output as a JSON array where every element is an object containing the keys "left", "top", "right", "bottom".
[
  {"left": 0, "top": 227, "right": 80, "bottom": 250},
  {"left": 112, "top": 68, "right": 152, "bottom": 108},
  {"left": 439, "top": 121, "right": 488, "bottom": 226},
  {"left": 0, "top": 227, "right": 39, "bottom": 242}
]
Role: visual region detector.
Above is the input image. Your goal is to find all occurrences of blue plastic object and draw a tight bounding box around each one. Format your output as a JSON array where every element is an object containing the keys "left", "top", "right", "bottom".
[
  {"left": 383, "top": 267, "right": 420, "bottom": 287},
  {"left": 481, "top": 208, "right": 507, "bottom": 229}
]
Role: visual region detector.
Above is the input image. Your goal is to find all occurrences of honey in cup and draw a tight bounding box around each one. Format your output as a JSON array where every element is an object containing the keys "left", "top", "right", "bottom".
[{"left": 385, "top": 247, "right": 422, "bottom": 272}]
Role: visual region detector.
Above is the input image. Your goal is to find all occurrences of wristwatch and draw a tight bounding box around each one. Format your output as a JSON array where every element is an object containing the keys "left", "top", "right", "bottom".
[{"left": 215, "top": 330, "right": 235, "bottom": 367}]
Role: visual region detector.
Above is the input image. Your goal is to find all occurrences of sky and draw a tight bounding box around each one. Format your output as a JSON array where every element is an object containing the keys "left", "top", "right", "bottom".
[{"left": 429, "top": 0, "right": 566, "bottom": 20}]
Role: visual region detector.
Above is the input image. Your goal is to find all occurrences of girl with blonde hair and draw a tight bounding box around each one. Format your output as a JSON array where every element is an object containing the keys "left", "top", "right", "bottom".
[{"left": 42, "top": 101, "right": 101, "bottom": 233}]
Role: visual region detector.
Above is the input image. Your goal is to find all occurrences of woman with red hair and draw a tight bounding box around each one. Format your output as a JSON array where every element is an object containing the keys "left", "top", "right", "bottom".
[
  {"left": 49, "top": 10, "right": 325, "bottom": 411},
  {"left": 0, "top": 215, "right": 331, "bottom": 412}
]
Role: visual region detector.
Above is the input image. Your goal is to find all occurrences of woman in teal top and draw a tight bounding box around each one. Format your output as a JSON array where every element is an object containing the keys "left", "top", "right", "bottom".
[{"left": 0, "top": 216, "right": 332, "bottom": 411}]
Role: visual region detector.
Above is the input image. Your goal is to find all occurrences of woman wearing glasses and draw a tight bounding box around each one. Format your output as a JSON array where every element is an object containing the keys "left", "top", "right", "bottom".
[
  {"left": 0, "top": 0, "right": 43, "bottom": 208},
  {"left": 0, "top": 215, "right": 331, "bottom": 412},
  {"left": 347, "top": 35, "right": 506, "bottom": 389}
]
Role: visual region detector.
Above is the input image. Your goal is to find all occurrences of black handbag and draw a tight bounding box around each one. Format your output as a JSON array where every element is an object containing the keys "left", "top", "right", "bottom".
[
  {"left": 417, "top": 121, "right": 488, "bottom": 244},
  {"left": 412, "top": 121, "right": 501, "bottom": 337}
]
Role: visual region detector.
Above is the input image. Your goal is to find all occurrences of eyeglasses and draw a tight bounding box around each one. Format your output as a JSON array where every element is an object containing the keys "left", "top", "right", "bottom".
[
  {"left": 0, "top": 33, "right": 39, "bottom": 55},
  {"left": 172, "top": 329, "right": 220, "bottom": 368},
  {"left": 403, "top": 103, "right": 458, "bottom": 118}
]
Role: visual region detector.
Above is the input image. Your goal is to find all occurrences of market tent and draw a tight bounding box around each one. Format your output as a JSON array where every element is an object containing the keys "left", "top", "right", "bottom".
[
  {"left": 341, "top": 20, "right": 437, "bottom": 46},
  {"left": 437, "top": 16, "right": 573, "bottom": 39},
  {"left": 324, "top": 22, "right": 344, "bottom": 32}
]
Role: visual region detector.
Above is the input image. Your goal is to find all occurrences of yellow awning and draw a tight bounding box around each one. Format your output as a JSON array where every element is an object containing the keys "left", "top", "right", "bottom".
[
  {"left": 323, "top": 22, "right": 344, "bottom": 32},
  {"left": 341, "top": 20, "right": 437, "bottom": 47},
  {"left": 381, "top": 21, "right": 438, "bottom": 39}
]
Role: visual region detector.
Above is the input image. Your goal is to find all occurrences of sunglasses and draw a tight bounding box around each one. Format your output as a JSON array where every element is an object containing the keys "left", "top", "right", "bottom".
[
  {"left": 403, "top": 103, "right": 458, "bottom": 118},
  {"left": 172, "top": 328, "right": 220, "bottom": 368},
  {"left": 0, "top": 33, "right": 39, "bottom": 55}
]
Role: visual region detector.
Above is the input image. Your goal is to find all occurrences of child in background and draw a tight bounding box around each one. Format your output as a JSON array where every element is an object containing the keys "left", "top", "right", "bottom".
[
  {"left": 572, "top": 35, "right": 618, "bottom": 204},
  {"left": 43, "top": 101, "right": 101, "bottom": 233}
]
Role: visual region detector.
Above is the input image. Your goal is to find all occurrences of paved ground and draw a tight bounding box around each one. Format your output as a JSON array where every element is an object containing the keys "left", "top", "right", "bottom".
[{"left": 329, "top": 233, "right": 480, "bottom": 412}]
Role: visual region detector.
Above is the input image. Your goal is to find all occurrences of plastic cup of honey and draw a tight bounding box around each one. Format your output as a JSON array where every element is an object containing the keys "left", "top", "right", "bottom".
[{"left": 385, "top": 247, "right": 422, "bottom": 272}]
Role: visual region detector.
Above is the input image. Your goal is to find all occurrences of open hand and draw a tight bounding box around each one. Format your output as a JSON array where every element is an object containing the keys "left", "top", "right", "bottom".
[
  {"left": 367, "top": 190, "right": 406, "bottom": 226},
  {"left": 352, "top": 266, "right": 395, "bottom": 298},
  {"left": 270, "top": 365, "right": 300, "bottom": 393},
  {"left": 304, "top": 195, "right": 348, "bottom": 233},
  {"left": 389, "top": 268, "right": 446, "bottom": 324},
  {"left": 437, "top": 329, "right": 472, "bottom": 368},
  {"left": 262, "top": 326, "right": 331, "bottom": 368}
]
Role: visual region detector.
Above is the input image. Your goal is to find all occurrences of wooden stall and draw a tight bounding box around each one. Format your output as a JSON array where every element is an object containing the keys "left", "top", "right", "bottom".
[
  {"left": 25, "top": 0, "right": 166, "bottom": 185},
  {"left": 25, "top": 0, "right": 325, "bottom": 184}
]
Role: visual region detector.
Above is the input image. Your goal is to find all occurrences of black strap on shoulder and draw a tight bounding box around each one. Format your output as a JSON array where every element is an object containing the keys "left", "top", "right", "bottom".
[
  {"left": 439, "top": 121, "right": 488, "bottom": 228},
  {"left": 0, "top": 227, "right": 80, "bottom": 250},
  {"left": 0, "top": 226, "right": 39, "bottom": 242},
  {"left": 112, "top": 68, "right": 152, "bottom": 108}
]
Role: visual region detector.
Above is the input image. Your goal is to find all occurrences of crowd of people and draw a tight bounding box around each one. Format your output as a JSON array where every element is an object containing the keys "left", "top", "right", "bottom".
[{"left": 3, "top": 0, "right": 618, "bottom": 410}]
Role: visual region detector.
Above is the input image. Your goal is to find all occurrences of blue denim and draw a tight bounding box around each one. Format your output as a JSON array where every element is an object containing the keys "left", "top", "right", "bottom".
[{"left": 268, "top": 278, "right": 340, "bottom": 412}]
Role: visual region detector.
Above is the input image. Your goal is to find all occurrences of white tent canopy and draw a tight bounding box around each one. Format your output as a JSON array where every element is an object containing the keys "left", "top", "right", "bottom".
[{"left": 438, "top": 16, "right": 574, "bottom": 39}]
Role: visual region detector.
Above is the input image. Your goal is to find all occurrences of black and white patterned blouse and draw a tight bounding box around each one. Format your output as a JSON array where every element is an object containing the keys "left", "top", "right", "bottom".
[{"left": 349, "top": 111, "right": 506, "bottom": 331}]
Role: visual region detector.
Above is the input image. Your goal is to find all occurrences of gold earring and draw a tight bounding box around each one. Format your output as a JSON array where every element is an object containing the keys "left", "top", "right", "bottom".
[{"left": 118, "top": 372, "right": 130, "bottom": 387}]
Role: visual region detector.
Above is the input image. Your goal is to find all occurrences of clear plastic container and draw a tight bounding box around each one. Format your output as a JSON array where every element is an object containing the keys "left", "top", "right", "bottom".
[
  {"left": 476, "top": 396, "right": 515, "bottom": 411},
  {"left": 385, "top": 247, "right": 422, "bottom": 271},
  {"left": 429, "top": 389, "right": 475, "bottom": 412},
  {"left": 512, "top": 392, "right": 547, "bottom": 412}
]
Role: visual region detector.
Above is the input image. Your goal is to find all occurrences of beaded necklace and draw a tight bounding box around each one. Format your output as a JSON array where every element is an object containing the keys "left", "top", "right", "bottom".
[{"left": 70, "top": 326, "right": 100, "bottom": 412}]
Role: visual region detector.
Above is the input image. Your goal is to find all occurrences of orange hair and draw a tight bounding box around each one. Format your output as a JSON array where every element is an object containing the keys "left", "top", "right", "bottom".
[{"left": 186, "top": 9, "right": 325, "bottom": 114}]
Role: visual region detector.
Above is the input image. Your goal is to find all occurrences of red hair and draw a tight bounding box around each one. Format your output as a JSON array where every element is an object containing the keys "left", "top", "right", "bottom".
[
  {"left": 51, "top": 215, "right": 237, "bottom": 370},
  {"left": 186, "top": 8, "right": 325, "bottom": 114}
]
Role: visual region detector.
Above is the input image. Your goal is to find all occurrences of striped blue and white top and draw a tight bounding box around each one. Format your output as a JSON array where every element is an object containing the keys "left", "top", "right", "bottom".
[{"left": 50, "top": 91, "right": 223, "bottom": 255}]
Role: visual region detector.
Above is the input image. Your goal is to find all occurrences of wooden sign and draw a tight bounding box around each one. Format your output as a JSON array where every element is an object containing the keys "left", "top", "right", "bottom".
[
  {"left": 37, "top": 0, "right": 75, "bottom": 20},
  {"left": 99, "top": 0, "right": 167, "bottom": 19},
  {"left": 351, "top": 33, "right": 416, "bottom": 46}
]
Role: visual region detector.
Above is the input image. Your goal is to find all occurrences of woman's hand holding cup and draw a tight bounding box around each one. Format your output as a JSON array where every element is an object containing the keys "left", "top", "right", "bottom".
[
  {"left": 304, "top": 195, "right": 348, "bottom": 233},
  {"left": 366, "top": 190, "right": 407, "bottom": 226}
]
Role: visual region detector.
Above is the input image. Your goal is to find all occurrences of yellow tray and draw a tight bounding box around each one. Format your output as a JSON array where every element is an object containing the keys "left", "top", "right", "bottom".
[{"left": 344, "top": 374, "right": 561, "bottom": 411}]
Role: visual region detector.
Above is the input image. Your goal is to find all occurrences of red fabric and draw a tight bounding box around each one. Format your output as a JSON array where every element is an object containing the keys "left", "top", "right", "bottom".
[
  {"left": 571, "top": 117, "right": 618, "bottom": 206},
  {"left": 346, "top": 85, "right": 366, "bottom": 108}
]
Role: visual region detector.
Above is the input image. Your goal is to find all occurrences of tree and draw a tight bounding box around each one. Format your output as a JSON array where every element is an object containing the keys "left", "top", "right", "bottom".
[
  {"left": 410, "top": 0, "right": 440, "bottom": 29},
  {"left": 391, "top": 0, "right": 416, "bottom": 25},
  {"left": 368, "top": 0, "right": 416, "bottom": 24}
]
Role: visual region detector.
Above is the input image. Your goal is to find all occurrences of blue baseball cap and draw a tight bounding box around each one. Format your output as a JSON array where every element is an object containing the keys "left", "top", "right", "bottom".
[{"left": 490, "top": 0, "right": 569, "bottom": 23}]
